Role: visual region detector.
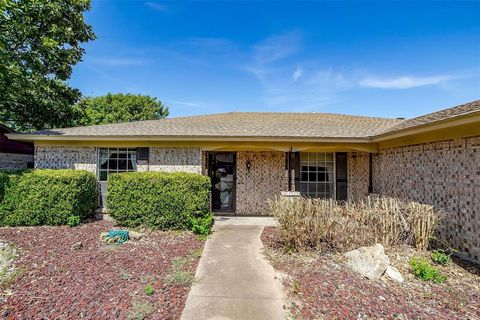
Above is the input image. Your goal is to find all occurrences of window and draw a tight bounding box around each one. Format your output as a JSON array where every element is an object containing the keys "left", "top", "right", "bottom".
[
  {"left": 299, "top": 152, "right": 335, "bottom": 199},
  {"left": 98, "top": 148, "right": 137, "bottom": 181}
]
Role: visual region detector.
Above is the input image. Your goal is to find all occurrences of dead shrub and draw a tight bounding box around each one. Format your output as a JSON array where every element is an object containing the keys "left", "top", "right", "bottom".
[{"left": 268, "top": 196, "right": 441, "bottom": 252}]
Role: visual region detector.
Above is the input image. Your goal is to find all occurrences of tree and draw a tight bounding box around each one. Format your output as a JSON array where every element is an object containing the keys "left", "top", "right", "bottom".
[
  {"left": 0, "top": 0, "right": 95, "bottom": 131},
  {"left": 73, "top": 93, "right": 169, "bottom": 126}
]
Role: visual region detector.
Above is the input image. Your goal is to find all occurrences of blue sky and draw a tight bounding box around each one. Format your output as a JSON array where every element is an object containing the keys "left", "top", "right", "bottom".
[{"left": 70, "top": 1, "right": 480, "bottom": 119}]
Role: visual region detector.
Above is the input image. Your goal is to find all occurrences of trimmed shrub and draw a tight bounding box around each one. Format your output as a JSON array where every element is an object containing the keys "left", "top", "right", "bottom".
[
  {"left": 0, "top": 172, "right": 10, "bottom": 202},
  {"left": 0, "top": 170, "right": 98, "bottom": 226},
  {"left": 107, "top": 172, "right": 212, "bottom": 234}
]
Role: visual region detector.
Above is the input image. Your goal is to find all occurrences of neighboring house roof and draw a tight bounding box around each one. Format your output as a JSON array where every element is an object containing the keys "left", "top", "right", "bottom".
[
  {"left": 6, "top": 99, "right": 480, "bottom": 142},
  {"left": 0, "top": 123, "right": 34, "bottom": 154}
]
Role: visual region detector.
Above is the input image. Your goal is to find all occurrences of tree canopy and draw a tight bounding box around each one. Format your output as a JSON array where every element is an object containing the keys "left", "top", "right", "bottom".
[
  {"left": 0, "top": 0, "right": 95, "bottom": 131},
  {"left": 73, "top": 93, "right": 170, "bottom": 126}
]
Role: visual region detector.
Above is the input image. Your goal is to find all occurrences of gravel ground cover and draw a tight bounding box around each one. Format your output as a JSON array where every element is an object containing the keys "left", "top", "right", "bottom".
[
  {"left": 262, "top": 227, "right": 480, "bottom": 320},
  {"left": 0, "top": 220, "right": 204, "bottom": 319}
]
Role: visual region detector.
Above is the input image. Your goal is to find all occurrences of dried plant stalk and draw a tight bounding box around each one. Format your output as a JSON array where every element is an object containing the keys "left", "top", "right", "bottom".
[{"left": 268, "top": 196, "right": 442, "bottom": 252}]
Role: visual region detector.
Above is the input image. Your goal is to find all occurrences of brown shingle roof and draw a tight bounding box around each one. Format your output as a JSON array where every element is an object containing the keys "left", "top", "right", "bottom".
[
  {"left": 381, "top": 100, "right": 480, "bottom": 135},
  {"left": 11, "top": 100, "right": 480, "bottom": 141},
  {"left": 29, "top": 112, "right": 404, "bottom": 139}
]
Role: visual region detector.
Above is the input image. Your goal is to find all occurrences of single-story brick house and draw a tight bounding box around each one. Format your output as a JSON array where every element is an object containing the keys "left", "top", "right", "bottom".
[{"left": 7, "top": 100, "right": 480, "bottom": 262}]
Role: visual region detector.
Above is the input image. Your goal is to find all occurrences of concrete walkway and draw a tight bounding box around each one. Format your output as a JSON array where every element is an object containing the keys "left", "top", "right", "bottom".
[{"left": 181, "top": 224, "right": 285, "bottom": 320}]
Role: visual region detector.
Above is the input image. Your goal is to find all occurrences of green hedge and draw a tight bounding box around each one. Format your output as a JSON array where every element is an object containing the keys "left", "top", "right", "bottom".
[
  {"left": 0, "top": 170, "right": 98, "bottom": 226},
  {"left": 107, "top": 172, "right": 212, "bottom": 234}
]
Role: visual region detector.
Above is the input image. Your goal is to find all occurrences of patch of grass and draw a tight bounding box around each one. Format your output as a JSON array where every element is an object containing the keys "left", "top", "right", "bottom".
[
  {"left": 0, "top": 266, "right": 27, "bottom": 290},
  {"left": 166, "top": 256, "right": 195, "bottom": 286},
  {"left": 410, "top": 258, "right": 447, "bottom": 284},
  {"left": 166, "top": 270, "right": 195, "bottom": 285},
  {"left": 0, "top": 243, "right": 21, "bottom": 289},
  {"left": 172, "top": 257, "right": 188, "bottom": 269},
  {"left": 431, "top": 250, "right": 452, "bottom": 265},
  {"left": 144, "top": 284, "right": 154, "bottom": 296},
  {"left": 127, "top": 299, "right": 155, "bottom": 320},
  {"left": 120, "top": 268, "right": 131, "bottom": 280},
  {"left": 189, "top": 248, "right": 203, "bottom": 259}
]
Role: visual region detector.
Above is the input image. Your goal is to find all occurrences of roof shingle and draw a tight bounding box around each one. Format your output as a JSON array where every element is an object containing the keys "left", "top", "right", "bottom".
[{"left": 30, "top": 112, "right": 404, "bottom": 139}]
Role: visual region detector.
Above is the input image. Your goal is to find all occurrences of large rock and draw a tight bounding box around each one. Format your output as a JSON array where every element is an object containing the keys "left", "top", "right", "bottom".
[{"left": 344, "top": 244, "right": 390, "bottom": 280}]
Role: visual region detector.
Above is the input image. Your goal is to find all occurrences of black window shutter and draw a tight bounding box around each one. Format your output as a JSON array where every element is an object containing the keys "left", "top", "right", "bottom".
[
  {"left": 335, "top": 152, "right": 348, "bottom": 201},
  {"left": 136, "top": 147, "right": 149, "bottom": 161},
  {"left": 293, "top": 152, "right": 301, "bottom": 192}
]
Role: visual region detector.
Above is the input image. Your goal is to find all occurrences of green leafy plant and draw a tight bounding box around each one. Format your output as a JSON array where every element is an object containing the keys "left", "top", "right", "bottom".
[
  {"left": 0, "top": 170, "right": 97, "bottom": 226},
  {"left": 67, "top": 216, "right": 81, "bottom": 227},
  {"left": 190, "top": 214, "right": 213, "bottom": 236},
  {"left": 431, "top": 250, "right": 452, "bottom": 265},
  {"left": 410, "top": 258, "right": 447, "bottom": 284},
  {"left": 107, "top": 172, "right": 212, "bottom": 234},
  {"left": 144, "top": 284, "right": 154, "bottom": 296}
]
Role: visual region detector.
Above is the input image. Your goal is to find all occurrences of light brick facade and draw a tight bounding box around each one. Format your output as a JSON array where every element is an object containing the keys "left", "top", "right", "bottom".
[
  {"left": 35, "top": 146, "right": 202, "bottom": 175},
  {"left": 372, "top": 136, "right": 480, "bottom": 262},
  {"left": 235, "top": 151, "right": 287, "bottom": 215},
  {"left": 0, "top": 153, "right": 33, "bottom": 170},
  {"left": 35, "top": 146, "right": 97, "bottom": 173},
  {"left": 137, "top": 147, "right": 202, "bottom": 174},
  {"left": 347, "top": 152, "right": 370, "bottom": 201}
]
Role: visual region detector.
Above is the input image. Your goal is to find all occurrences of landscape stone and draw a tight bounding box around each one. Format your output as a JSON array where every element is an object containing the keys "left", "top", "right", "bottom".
[{"left": 344, "top": 244, "right": 390, "bottom": 280}]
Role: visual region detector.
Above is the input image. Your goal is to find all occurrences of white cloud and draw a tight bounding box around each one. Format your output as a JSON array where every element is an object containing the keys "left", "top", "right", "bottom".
[
  {"left": 244, "top": 31, "right": 351, "bottom": 111},
  {"left": 145, "top": 2, "right": 169, "bottom": 12},
  {"left": 359, "top": 75, "right": 451, "bottom": 89},
  {"left": 253, "top": 31, "right": 302, "bottom": 65},
  {"left": 169, "top": 100, "right": 201, "bottom": 107},
  {"left": 293, "top": 67, "right": 302, "bottom": 82}
]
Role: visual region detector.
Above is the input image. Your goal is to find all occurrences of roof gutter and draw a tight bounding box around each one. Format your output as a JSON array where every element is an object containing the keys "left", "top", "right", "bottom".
[{"left": 5, "top": 133, "right": 372, "bottom": 144}]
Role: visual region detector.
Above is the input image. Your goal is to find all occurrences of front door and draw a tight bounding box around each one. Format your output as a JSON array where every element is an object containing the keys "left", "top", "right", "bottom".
[{"left": 208, "top": 152, "right": 236, "bottom": 212}]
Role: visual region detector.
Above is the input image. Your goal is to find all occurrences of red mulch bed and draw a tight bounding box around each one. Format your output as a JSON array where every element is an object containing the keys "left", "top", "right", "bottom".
[
  {"left": 262, "top": 227, "right": 480, "bottom": 320},
  {"left": 0, "top": 220, "right": 204, "bottom": 319}
]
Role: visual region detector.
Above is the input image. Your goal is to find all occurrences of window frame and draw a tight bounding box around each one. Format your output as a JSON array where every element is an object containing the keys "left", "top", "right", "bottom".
[
  {"left": 299, "top": 152, "right": 336, "bottom": 199},
  {"left": 97, "top": 147, "right": 137, "bottom": 182}
]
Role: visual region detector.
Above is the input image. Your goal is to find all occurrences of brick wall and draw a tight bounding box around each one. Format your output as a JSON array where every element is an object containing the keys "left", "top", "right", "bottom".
[
  {"left": 236, "top": 151, "right": 287, "bottom": 215},
  {"left": 0, "top": 153, "right": 33, "bottom": 170},
  {"left": 347, "top": 152, "right": 370, "bottom": 201},
  {"left": 138, "top": 147, "right": 202, "bottom": 174},
  {"left": 373, "top": 136, "right": 480, "bottom": 263},
  {"left": 35, "top": 146, "right": 97, "bottom": 174}
]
